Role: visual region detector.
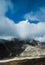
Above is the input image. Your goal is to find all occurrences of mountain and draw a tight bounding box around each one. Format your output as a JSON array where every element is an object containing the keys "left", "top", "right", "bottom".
[{"left": 0, "top": 38, "right": 41, "bottom": 60}]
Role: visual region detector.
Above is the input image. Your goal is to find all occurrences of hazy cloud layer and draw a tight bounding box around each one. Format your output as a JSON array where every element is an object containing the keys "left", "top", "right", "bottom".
[
  {"left": 15, "top": 20, "right": 45, "bottom": 41},
  {"left": 0, "top": 18, "right": 45, "bottom": 42}
]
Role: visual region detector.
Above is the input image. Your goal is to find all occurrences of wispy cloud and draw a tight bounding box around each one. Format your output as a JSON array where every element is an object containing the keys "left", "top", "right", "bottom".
[
  {"left": 35, "top": 7, "right": 45, "bottom": 22},
  {"left": 0, "top": 0, "right": 14, "bottom": 16},
  {"left": 24, "top": 7, "right": 45, "bottom": 22},
  {"left": 24, "top": 12, "right": 38, "bottom": 21},
  {"left": 0, "top": 0, "right": 18, "bottom": 37}
]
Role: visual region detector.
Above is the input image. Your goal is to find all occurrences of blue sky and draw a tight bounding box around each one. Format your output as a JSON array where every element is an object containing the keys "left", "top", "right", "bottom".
[
  {"left": 6, "top": 0, "right": 45, "bottom": 23},
  {"left": 0, "top": 0, "right": 45, "bottom": 42}
]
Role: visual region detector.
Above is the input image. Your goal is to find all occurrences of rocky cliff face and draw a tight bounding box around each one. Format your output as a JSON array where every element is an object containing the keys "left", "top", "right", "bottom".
[{"left": 0, "top": 38, "right": 41, "bottom": 60}]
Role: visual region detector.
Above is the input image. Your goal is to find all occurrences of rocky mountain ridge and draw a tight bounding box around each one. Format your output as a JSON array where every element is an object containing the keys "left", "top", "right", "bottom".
[{"left": 0, "top": 38, "right": 41, "bottom": 60}]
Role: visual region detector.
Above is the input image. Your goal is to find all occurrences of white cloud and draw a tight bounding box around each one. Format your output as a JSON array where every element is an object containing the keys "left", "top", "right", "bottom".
[
  {"left": 23, "top": 7, "right": 45, "bottom": 41},
  {"left": 0, "top": 0, "right": 45, "bottom": 42},
  {"left": 15, "top": 20, "right": 45, "bottom": 41},
  {"left": 0, "top": 17, "right": 18, "bottom": 37}
]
